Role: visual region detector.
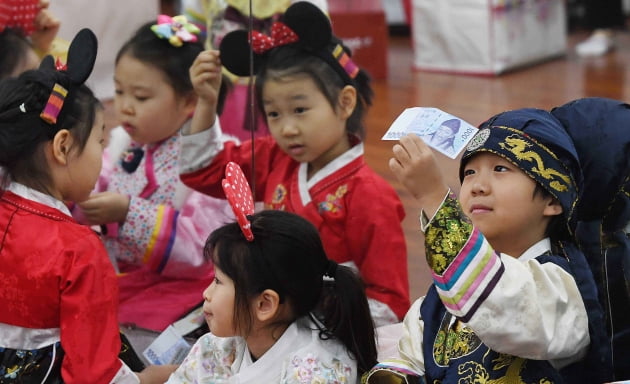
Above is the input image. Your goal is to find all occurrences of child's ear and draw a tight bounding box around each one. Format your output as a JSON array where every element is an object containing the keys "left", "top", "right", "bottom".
[
  {"left": 543, "top": 197, "right": 563, "bottom": 217},
  {"left": 51, "top": 129, "right": 74, "bottom": 165},
  {"left": 252, "top": 289, "right": 281, "bottom": 322},
  {"left": 337, "top": 85, "right": 356, "bottom": 119},
  {"left": 182, "top": 91, "right": 198, "bottom": 118}
]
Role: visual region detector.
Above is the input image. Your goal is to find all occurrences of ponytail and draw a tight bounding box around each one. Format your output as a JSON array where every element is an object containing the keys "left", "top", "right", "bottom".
[{"left": 315, "top": 265, "right": 378, "bottom": 376}]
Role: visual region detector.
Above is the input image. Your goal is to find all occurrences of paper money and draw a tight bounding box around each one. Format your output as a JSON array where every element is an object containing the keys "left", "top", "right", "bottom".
[
  {"left": 382, "top": 107, "right": 477, "bottom": 159},
  {"left": 143, "top": 325, "right": 192, "bottom": 365}
]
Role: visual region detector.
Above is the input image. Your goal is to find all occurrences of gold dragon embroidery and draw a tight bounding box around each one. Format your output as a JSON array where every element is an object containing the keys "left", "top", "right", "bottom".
[{"left": 499, "top": 136, "right": 571, "bottom": 193}]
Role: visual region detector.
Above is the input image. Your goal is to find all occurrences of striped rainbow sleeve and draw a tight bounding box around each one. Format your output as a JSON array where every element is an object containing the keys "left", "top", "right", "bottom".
[
  {"left": 142, "top": 204, "right": 179, "bottom": 273},
  {"left": 424, "top": 194, "right": 505, "bottom": 323}
]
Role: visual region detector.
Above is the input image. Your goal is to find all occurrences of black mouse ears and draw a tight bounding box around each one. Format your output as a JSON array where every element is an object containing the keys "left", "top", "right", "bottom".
[
  {"left": 39, "top": 28, "right": 98, "bottom": 86},
  {"left": 219, "top": 1, "right": 333, "bottom": 77},
  {"left": 37, "top": 28, "right": 97, "bottom": 125}
]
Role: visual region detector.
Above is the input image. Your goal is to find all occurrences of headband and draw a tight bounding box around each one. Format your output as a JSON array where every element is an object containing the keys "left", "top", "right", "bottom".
[
  {"left": 219, "top": 1, "right": 359, "bottom": 85},
  {"left": 2, "top": 28, "right": 98, "bottom": 127}
]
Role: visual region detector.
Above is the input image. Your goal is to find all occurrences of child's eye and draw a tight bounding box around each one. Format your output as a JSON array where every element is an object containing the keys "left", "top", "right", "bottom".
[
  {"left": 114, "top": 89, "right": 123, "bottom": 95},
  {"left": 214, "top": 277, "right": 221, "bottom": 285},
  {"left": 135, "top": 96, "right": 149, "bottom": 102},
  {"left": 266, "top": 111, "right": 279, "bottom": 119},
  {"left": 294, "top": 107, "right": 307, "bottom": 114},
  {"left": 494, "top": 165, "right": 509, "bottom": 172},
  {"left": 463, "top": 169, "right": 475, "bottom": 176}
]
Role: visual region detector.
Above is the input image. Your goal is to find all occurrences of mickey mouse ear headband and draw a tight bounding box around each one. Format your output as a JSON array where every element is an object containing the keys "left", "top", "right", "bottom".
[
  {"left": 37, "top": 28, "right": 98, "bottom": 125},
  {"left": 219, "top": 1, "right": 359, "bottom": 84},
  {"left": 222, "top": 162, "right": 256, "bottom": 241}
]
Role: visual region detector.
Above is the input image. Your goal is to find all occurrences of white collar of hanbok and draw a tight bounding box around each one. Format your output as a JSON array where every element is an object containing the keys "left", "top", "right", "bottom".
[
  {"left": 7, "top": 182, "right": 71, "bottom": 216},
  {"left": 298, "top": 142, "right": 364, "bottom": 205},
  {"left": 516, "top": 238, "right": 551, "bottom": 263}
]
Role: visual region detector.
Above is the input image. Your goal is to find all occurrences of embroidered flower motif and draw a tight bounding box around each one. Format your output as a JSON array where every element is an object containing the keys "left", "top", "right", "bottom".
[
  {"left": 272, "top": 184, "right": 288, "bottom": 205},
  {"left": 318, "top": 185, "right": 348, "bottom": 214},
  {"left": 286, "top": 354, "right": 351, "bottom": 384}
]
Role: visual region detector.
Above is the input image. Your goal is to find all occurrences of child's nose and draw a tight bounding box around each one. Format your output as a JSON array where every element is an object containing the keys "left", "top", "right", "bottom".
[
  {"left": 280, "top": 121, "right": 299, "bottom": 136},
  {"left": 118, "top": 98, "right": 134, "bottom": 115},
  {"left": 471, "top": 177, "right": 488, "bottom": 195},
  {"left": 202, "top": 283, "right": 214, "bottom": 301}
]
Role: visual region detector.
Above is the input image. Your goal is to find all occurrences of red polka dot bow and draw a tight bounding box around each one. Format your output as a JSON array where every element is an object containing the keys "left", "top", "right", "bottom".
[
  {"left": 222, "top": 162, "right": 255, "bottom": 241},
  {"left": 249, "top": 22, "right": 299, "bottom": 54}
]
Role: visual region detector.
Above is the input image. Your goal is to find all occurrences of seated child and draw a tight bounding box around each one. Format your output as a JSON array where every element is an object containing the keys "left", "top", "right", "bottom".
[
  {"left": 0, "top": 28, "right": 174, "bottom": 384},
  {"left": 180, "top": 1, "right": 410, "bottom": 326},
  {"left": 75, "top": 16, "right": 234, "bottom": 332},
  {"left": 166, "top": 207, "right": 378, "bottom": 383},
  {"left": 365, "top": 108, "right": 611, "bottom": 383}
]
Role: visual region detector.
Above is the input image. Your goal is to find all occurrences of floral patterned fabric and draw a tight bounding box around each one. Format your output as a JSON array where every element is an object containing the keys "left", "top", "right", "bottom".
[{"left": 166, "top": 317, "right": 356, "bottom": 383}]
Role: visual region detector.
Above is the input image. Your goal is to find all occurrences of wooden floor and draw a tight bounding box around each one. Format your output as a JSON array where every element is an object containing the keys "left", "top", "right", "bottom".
[{"left": 362, "top": 30, "right": 630, "bottom": 300}]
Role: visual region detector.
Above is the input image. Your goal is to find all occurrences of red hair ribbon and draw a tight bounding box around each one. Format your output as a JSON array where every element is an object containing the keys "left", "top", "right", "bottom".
[
  {"left": 55, "top": 57, "right": 67, "bottom": 71},
  {"left": 249, "top": 21, "right": 299, "bottom": 54}
]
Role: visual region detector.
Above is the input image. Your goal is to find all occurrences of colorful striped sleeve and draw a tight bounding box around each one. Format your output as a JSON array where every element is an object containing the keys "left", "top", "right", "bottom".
[
  {"left": 424, "top": 194, "right": 505, "bottom": 322},
  {"left": 142, "top": 204, "right": 179, "bottom": 273}
]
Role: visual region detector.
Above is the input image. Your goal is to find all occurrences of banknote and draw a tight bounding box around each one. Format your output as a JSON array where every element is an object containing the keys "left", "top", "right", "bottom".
[
  {"left": 382, "top": 107, "right": 477, "bottom": 159},
  {"left": 143, "top": 325, "right": 192, "bottom": 365}
]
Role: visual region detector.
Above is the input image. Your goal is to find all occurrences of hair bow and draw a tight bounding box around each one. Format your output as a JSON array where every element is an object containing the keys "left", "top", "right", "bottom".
[
  {"left": 55, "top": 57, "right": 67, "bottom": 71},
  {"left": 222, "top": 162, "right": 255, "bottom": 241},
  {"left": 151, "top": 14, "right": 200, "bottom": 47},
  {"left": 220, "top": 2, "right": 360, "bottom": 84},
  {"left": 250, "top": 22, "right": 299, "bottom": 54}
]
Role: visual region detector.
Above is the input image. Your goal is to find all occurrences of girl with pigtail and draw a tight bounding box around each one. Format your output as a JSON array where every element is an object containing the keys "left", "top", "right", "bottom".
[{"left": 167, "top": 163, "right": 377, "bottom": 382}]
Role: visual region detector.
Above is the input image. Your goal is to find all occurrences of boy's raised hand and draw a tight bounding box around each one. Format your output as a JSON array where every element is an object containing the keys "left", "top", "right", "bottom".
[
  {"left": 389, "top": 134, "right": 450, "bottom": 218},
  {"left": 189, "top": 50, "right": 222, "bottom": 134}
]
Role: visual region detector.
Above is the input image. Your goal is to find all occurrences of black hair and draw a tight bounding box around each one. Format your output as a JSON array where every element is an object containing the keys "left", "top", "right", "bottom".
[
  {"left": 0, "top": 28, "right": 34, "bottom": 80},
  {"left": 115, "top": 21, "right": 204, "bottom": 98},
  {"left": 0, "top": 69, "right": 101, "bottom": 190},
  {"left": 254, "top": 37, "right": 374, "bottom": 140},
  {"left": 205, "top": 210, "right": 377, "bottom": 375},
  {"left": 532, "top": 182, "right": 568, "bottom": 242}
]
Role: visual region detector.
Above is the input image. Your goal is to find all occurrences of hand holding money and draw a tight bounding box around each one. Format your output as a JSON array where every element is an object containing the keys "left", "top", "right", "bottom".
[
  {"left": 382, "top": 107, "right": 477, "bottom": 159},
  {"left": 389, "top": 134, "right": 450, "bottom": 218}
]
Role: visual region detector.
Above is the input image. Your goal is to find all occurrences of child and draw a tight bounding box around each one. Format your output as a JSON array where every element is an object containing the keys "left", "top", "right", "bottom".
[
  {"left": 166, "top": 208, "right": 378, "bottom": 382},
  {"left": 551, "top": 97, "right": 630, "bottom": 380},
  {"left": 74, "top": 16, "right": 234, "bottom": 332},
  {"left": 0, "top": 28, "right": 174, "bottom": 384},
  {"left": 365, "top": 108, "right": 611, "bottom": 382},
  {"left": 179, "top": 0, "right": 328, "bottom": 142},
  {"left": 0, "top": 0, "right": 64, "bottom": 79},
  {"left": 180, "top": 1, "right": 410, "bottom": 326}
]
